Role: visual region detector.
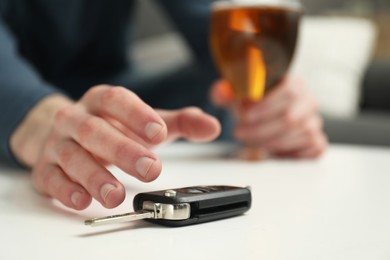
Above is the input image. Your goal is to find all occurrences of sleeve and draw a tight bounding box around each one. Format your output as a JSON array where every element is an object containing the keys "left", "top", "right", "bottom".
[
  {"left": 0, "top": 20, "right": 61, "bottom": 166},
  {"left": 155, "top": 0, "right": 214, "bottom": 65}
]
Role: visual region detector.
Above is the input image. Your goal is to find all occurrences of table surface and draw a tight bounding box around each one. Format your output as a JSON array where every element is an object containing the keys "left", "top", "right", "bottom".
[{"left": 1, "top": 142, "right": 390, "bottom": 260}]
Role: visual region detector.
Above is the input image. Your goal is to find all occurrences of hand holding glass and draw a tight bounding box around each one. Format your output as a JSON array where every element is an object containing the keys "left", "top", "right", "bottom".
[{"left": 210, "top": 1, "right": 302, "bottom": 160}]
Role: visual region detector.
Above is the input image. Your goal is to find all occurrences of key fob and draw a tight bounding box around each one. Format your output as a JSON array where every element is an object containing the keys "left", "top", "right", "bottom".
[{"left": 133, "top": 185, "right": 252, "bottom": 227}]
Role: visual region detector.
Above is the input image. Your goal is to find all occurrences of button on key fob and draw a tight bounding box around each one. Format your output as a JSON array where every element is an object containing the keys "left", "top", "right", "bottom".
[{"left": 85, "top": 185, "right": 252, "bottom": 227}]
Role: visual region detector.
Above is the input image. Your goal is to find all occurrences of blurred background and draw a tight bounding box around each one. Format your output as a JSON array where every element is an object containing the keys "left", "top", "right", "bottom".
[
  {"left": 303, "top": 0, "right": 390, "bottom": 59},
  {"left": 131, "top": 0, "right": 390, "bottom": 146}
]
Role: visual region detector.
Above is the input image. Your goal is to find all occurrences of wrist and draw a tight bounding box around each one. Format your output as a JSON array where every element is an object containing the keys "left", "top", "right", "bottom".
[{"left": 10, "top": 94, "right": 73, "bottom": 168}]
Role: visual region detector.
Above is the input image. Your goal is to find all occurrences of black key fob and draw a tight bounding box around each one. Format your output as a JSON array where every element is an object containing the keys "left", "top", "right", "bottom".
[
  {"left": 85, "top": 185, "right": 251, "bottom": 227},
  {"left": 133, "top": 185, "right": 252, "bottom": 227}
]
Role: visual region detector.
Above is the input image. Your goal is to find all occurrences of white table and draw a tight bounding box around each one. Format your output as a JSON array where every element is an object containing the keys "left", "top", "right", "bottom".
[{"left": 1, "top": 142, "right": 390, "bottom": 260}]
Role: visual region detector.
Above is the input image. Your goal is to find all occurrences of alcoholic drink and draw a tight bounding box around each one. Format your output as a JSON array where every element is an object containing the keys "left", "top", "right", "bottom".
[{"left": 210, "top": 3, "right": 301, "bottom": 101}]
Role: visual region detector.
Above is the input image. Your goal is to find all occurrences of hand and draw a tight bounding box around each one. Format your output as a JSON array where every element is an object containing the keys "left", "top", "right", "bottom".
[
  {"left": 210, "top": 76, "right": 327, "bottom": 158},
  {"left": 10, "top": 85, "right": 221, "bottom": 210}
]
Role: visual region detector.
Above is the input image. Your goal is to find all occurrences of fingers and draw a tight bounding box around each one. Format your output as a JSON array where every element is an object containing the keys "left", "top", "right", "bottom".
[
  {"left": 236, "top": 77, "right": 305, "bottom": 124},
  {"left": 54, "top": 106, "right": 161, "bottom": 182},
  {"left": 32, "top": 163, "right": 93, "bottom": 210},
  {"left": 157, "top": 107, "right": 221, "bottom": 143},
  {"left": 234, "top": 92, "right": 318, "bottom": 144},
  {"left": 51, "top": 139, "right": 126, "bottom": 208},
  {"left": 81, "top": 85, "right": 167, "bottom": 144},
  {"left": 32, "top": 136, "right": 127, "bottom": 209},
  {"left": 30, "top": 85, "right": 220, "bottom": 211},
  {"left": 232, "top": 76, "right": 328, "bottom": 158},
  {"left": 235, "top": 112, "right": 327, "bottom": 158},
  {"left": 30, "top": 85, "right": 169, "bottom": 211},
  {"left": 265, "top": 116, "right": 328, "bottom": 158}
]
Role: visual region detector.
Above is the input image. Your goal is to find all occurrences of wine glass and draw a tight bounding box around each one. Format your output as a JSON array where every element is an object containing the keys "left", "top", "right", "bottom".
[{"left": 209, "top": 0, "right": 302, "bottom": 160}]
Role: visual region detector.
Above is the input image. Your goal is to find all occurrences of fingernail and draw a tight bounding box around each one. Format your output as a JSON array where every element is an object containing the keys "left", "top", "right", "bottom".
[
  {"left": 136, "top": 157, "right": 155, "bottom": 178},
  {"left": 71, "top": 191, "right": 81, "bottom": 206},
  {"left": 100, "top": 183, "right": 116, "bottom": 203},
  {"left": 144, "top": 122, "right": 163, "bottom": 140}
]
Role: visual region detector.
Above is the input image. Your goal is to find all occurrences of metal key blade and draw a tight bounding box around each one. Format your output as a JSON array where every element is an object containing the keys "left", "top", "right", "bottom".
[{"left": 85, "top": 210, "right": 154, "bottom": 227}]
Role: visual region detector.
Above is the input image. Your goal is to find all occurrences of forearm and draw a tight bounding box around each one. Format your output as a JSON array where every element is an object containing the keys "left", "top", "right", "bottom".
[
  {"left": 0, "top": 19, "right": 64, "bottom": 166},
  {"left": 156, "top": 0, "right": 214, "bottom": 63},
  {"left": 10, "top": 95, "right": 73, "bottom": 168}
]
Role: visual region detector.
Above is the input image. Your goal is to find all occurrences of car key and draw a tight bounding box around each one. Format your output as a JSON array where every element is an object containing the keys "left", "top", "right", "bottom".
[{"left": 85, "top": 185, "right": 251, "bottom": 227}]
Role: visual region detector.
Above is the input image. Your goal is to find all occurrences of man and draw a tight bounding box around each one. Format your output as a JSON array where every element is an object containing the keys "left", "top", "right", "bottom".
[{"left": 0, "top": 0, "right": 327, "bottom": 210}]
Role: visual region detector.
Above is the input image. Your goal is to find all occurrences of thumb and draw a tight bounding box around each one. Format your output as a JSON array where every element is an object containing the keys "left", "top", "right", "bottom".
[
  {"left": 209, "top": 79, "right": 235, "bottom": 108},
  {"left": 157, "top": 107, "right": 221, "bottom": 143}
]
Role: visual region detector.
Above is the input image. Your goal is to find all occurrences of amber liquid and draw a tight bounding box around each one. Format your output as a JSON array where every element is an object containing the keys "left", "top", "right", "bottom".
[{"left": 210, "top": 4, "right": 301, "bottom": 101}]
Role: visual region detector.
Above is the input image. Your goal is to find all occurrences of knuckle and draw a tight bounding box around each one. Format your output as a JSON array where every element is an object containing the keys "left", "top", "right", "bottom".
[
  {"left": 100, "top": 87, "right": 117, "bottom": 107},
  {"left": 100, "top": 86, "right": 129, "bottom": 107},
  {"left": 85, "top": 84, "right": 110, "bottom": 98},
  {"left": 54, "top": 105, "right": 73, "bottom": 126},
  {"left": 57, "top": 144, "right": 77, "bottom": 169},
  {"left": 76, "top": 116, "right": 97, "bottom": 142}
]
